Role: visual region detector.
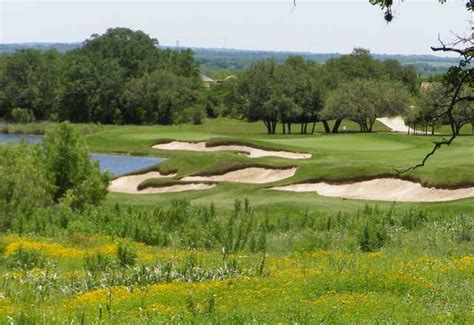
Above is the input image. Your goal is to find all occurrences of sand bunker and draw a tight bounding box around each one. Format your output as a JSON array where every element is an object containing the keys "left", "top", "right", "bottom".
[
  {"left": 183, "top": 167, "right": 297, "bottom": 184},
  {"left": 152, "top": 141, "right": 311, "bottom": 159},
  {"left": 377, "top": 117, "right": 414, "bottom": 133},
  {"left": 272, "top": 178, "right": 474, "bottom": 202},
  {"left": 138, "top": 183, "right": 216, "bottom": 194},
  {"left": 109, "top": 171, "right": 215, "bottom": 194},
  {"left": 108, "top": 171, "right": 176, "bottom": 194}
]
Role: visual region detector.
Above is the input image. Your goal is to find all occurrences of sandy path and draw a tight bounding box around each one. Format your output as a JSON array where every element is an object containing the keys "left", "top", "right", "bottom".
[
  {"left": 271, "top": 178, "right": 474, "bottom": 202},
  {"left": 108, "top": 171, "right": 176, "bottom": 194},
  {"left": 377, "top": 117, "right": 414, "bottom": 133},
  {"left": 152, "top": 141, "right": 311, "bottom": 159},
  {"left": 183, "top": 167, "right": 297, "bottom": 184}
]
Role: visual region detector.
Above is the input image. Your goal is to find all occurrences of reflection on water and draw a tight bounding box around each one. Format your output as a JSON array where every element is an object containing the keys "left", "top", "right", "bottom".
[
  {"left": 0, "top": 133, "right": 42, "bottom": 144},
  {"left": 0, "top": 133, "right": 164, "bottom": 176}
]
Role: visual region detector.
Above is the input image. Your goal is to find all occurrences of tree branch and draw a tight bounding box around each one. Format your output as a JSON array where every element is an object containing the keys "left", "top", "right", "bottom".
[{"left": 395, "top": 134, "right": 457, "bottom": 173}]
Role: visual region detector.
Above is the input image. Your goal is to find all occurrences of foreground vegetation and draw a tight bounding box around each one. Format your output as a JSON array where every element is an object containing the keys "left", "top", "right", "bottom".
[
  {"left": 0, "top": 119, "right": 472, "bottom": 323},
  {"left": 0, "top": 199, "right": 472, "bottom": 323}
]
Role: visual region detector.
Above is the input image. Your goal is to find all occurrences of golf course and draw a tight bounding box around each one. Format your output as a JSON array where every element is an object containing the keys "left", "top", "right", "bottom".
[
  {"left": 0, "top": 6, "right": 473, "bottom": 321},
  {"left": 88, "top": 118, "right": 474, "bottom": 210},
  {"left": 1, "top": 118, "right": 473, "bottom": 323}
]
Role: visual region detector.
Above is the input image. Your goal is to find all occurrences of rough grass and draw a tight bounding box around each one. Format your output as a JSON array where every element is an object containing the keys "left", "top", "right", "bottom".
[
  {"left": 0, "top": 121, "right": 118, "bottom": 135},
  {"left": 191, "top": 161, "right": 296, "bottom": 177},
  {"left": 0, "top": 215, "right": 472, "bottom": 323},
  {"left": 137, "top": 178, "right": 215, "bottom": 191}
]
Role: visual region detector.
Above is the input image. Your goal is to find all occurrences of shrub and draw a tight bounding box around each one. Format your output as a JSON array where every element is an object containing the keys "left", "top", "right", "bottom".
[
  {"left": 41, "top": 122, "right": 110, "bottom": 209},
  {"left": 6, "top": 247, "right": 46, "bottom": 270},
  {"left": 11, "top": 108, "right": 34, "bottom": 123},
  {"left": 192, "top": 105, "right": 206, "bottom": 125},
  {"left": 358, "top": 221, "right": 388, "bottom": 252},
  {"left": 83, "top": 253, "right": 113, "bottom": 272},
  {"left": 117, "top": 243, "right": 137, "bottom": 267}
]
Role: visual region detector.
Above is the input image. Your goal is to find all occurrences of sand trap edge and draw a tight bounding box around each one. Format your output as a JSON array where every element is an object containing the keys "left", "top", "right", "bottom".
[
  {"left": 152, "top": 140, "right": 312, "bottom": 160},
  {"left": 270, "top": 178, "right": 474, "bottom": 202}
]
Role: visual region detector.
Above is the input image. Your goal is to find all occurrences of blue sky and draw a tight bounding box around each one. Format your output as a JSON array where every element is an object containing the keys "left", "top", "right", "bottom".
[{"left": 0, "top": 1, "right": 471, "bottom": 55}]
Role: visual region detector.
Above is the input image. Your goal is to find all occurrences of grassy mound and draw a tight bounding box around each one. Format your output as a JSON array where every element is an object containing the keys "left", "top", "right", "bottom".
[
  {"left": 190, "top": 160, "right": 296, "bottom": 177},
  {"left": 137, "top": 178, "right": 215, "bottom": 191},
  {"left": 205, "top": 137, "right": 310, "bottom": 154}
]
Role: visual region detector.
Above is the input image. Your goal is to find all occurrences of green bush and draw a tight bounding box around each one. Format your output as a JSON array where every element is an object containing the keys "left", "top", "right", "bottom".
[
  {"left": 117, "top": 243, "right": 137, "bottom": 267},
  {"left": 192, "top": 105, "right": 206, "bottom": 125},
  {"left": 83, "top": 253, "right": 113, "bottom": 272},
  {"left": 6, "top": 248, "right": 46, "bottom": 270},
  {"left": 41, "top": 122, "right": 110, "bottom": 209},
  {"left": 11, "top": 108, "right": 34, "bottom": 123},
  {"left": 357, "top": 221, "right": 388, "bottom": 252}
]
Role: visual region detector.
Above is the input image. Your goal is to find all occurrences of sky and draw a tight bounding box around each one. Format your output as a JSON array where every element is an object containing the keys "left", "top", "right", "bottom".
[{"left": 0, "top": 0, "right": 471, "bottom": 55}]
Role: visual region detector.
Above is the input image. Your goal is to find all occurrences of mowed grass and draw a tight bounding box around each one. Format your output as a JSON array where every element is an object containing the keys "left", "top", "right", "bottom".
[{"left": 83, "top": 118, "right": 474, "bottom": 212}]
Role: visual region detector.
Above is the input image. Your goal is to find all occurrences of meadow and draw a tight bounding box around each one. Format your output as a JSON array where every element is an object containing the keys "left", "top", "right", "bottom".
[{"left": 0, "top": 118, "right": 473, "bottom": 323}]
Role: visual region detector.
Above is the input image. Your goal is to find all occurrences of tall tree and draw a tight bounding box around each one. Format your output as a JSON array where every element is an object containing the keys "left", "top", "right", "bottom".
[{"left": 0, "top": 49, "right": 59, "bottom": 120}]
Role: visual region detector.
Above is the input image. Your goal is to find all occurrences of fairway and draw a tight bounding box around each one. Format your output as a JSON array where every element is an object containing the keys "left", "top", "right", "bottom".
[{"left": 82, "top": 118, "right": 474, "bottom": 213}]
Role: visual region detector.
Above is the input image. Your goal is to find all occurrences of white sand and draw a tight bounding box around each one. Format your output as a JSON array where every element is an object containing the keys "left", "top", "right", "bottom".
[
  {"left": 139, "top": 183, "right": 216, "bottom": 194},
  {"left": 377, "top": 117, "right": 414, "bottom": 133},
  {"left": 183, "top": 167, "right": 297, "bottom": 184},
  {"left": 108, "top": 171, "right": 176, "bottom": 194},
  {"left": 271, "top": 178, "right": 474, "bottom": 202},
  {"left": 152, "top": 141, "right": 311, "bottom": 159}
]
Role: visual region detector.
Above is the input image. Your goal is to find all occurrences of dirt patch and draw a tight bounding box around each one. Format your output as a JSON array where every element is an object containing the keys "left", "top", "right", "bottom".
[
  {"left": 183, "top": 167, "right": 297, "bottom": 184},
  {"left": 108, "top": 172, "right": 176, "bottom": 194},
  {"left": 152, "top": 141, "right": 311, "bottom": 159},
  {"left": 271, "top": 178, "right": 474, "bottom": 202}
]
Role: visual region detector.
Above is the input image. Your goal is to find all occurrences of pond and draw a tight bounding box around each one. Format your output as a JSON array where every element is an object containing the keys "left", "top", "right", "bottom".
[
  {"left": 0, "top": 133, "right": 164, "bottom": 176},
  {"left": 0, "top": 133, "right": 43, "bottom": 144}
]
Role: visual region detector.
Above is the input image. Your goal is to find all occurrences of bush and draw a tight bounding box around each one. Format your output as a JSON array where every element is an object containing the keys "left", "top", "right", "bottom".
[
  {"left": 83, "top": 253, "right": 113, "bottom": 272},
  {"left": 192, "top": 105, "right": 206, "bottom": 125},
  {"left": 358, "top": 222, "right": 388, "bottom": 252},
  {"left": 11, "top": 108, "right": 34, "bottom": 123},
  {"left": 117, "top": 243, "right": 137, "bottom": 267},
  {"left": 6, "top": 248, "right": 46, "bottom": 270},
  {"left": 41, "top": 122, "right": 110, "bottom": 209}
]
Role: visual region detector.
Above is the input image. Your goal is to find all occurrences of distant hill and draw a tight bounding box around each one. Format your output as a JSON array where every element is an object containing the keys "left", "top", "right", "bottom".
[
  {"left": 0, "top": 42, "right": 82, "bottom": 53},
  {"left": 0, "top": 42, "right": 458, "bottom": 76}
]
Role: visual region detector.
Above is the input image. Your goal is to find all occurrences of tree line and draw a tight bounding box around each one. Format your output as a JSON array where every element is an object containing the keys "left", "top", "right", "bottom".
[
  {"left": 1, "top": 28, "right": 470, "bottom": 134},
  {"left": 0, "top": 28, "right": 203, "bottom": 125},
  {"left": 206, "top": 48, "right": 418, "bottom": 134}
]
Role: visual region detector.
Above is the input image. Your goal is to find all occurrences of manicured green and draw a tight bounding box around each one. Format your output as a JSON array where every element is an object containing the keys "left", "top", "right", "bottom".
[{"left": 81, "top": 118, "right": 474, "bottom": 213}]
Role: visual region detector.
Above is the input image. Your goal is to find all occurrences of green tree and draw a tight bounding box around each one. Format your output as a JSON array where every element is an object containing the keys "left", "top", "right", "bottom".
[
  {"left": 40, "top": 123, "right": 109, "bottom": 209},
  {"left": 82, "top": 27, "right": 159, "bottom": 78},
  {"left": 124, "top": 69, "right": 200, "bottom": 125},
  {"left": 322, "top": 80, "right": 411, "bottom": 133},
  {"left": 239, "top": 60, "right": 277, "bottom": 133},
  {"left": 264, "top": 95, "right": 300, "bottom": 134},
  {"left": 0, "top": 144, "right": 51, "bottom": 232},
  {"left": 0, "top": 49, "right": 59, "bottom": 121}
]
